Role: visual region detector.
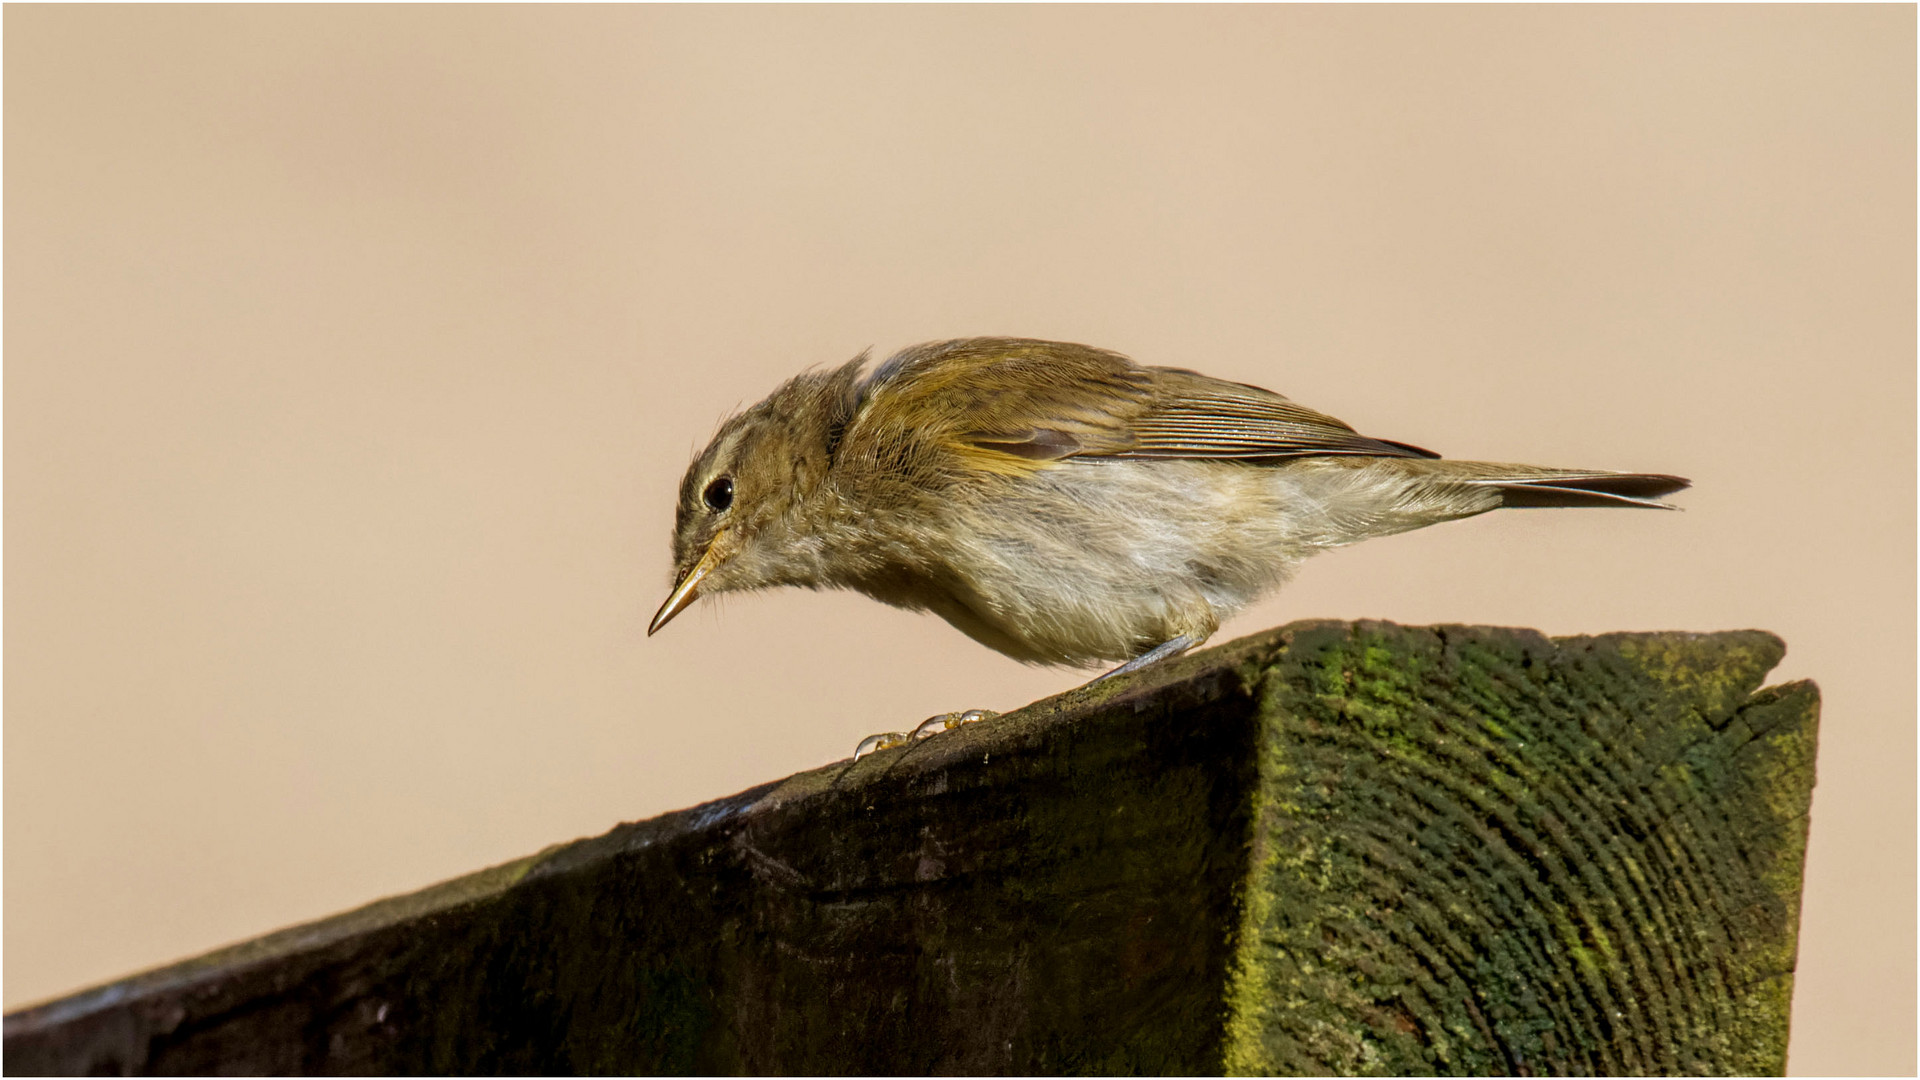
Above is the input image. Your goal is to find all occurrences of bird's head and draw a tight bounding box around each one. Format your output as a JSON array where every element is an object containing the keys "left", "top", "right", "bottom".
[{"left": 649, "top": 358, "right": 865, "bottom": 635}]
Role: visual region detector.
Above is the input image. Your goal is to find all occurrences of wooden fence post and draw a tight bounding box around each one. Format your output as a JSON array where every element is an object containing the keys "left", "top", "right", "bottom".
[{"left": 4, "top": 621, "right": 1817, "bottom": 1075}]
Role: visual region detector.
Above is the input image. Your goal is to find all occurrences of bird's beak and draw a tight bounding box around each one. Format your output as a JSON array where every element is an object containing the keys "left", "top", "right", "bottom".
[{"left": 649, "top": 536, "right": 726, "bottom": 636}]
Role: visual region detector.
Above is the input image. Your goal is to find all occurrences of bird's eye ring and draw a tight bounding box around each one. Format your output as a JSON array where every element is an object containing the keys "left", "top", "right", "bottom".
[{"left": 703, "top": 476, "right": 734, "bottom": 513}]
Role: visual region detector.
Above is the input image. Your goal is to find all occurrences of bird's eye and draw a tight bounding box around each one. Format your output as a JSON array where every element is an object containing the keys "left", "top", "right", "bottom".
[{"left": 702, "top": 476, "right": 734, "bottom": 512}]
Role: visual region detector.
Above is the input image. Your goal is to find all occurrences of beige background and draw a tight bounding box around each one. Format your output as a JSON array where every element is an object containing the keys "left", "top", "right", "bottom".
[{"left": 6, "top": 6, "right": 1912, "bottom": 1072}]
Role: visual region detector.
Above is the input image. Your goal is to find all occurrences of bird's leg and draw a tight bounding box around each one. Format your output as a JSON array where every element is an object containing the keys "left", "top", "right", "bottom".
[
  {"left": 849, "top": 636, "right": 1202, "bottom": 760},
  {"left": 1089, "top": 634, "right": 1201, "bottom": 684},
  {"left": 851, "top": 708, "right": 1000, "bottom": 761}
]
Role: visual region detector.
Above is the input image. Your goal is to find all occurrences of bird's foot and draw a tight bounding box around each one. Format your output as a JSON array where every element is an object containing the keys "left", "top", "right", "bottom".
[
  {"left": 906, "top": 707, "right": 999, "bottom": 743},
  {"left": 851, "top": 709, "right": 999, "bottom": 761}
]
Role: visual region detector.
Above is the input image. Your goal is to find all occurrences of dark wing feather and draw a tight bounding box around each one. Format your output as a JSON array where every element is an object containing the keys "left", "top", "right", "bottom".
[{"left": 1111, "top": 368, "right": 1437, "bottom": 460}]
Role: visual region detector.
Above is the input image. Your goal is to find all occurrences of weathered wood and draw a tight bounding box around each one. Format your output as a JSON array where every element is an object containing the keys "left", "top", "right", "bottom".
[{"left": 3, "top": 620, "right": 1817, "bottom": 1076}]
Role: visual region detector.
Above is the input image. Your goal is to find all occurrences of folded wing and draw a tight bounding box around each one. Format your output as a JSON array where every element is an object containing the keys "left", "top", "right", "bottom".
[
  {"left": 1117, "top": 368, "right": 1438, "bottom": 461},
  {"left": 843, "top": 338, "right": 1432, "bottom": 483}
]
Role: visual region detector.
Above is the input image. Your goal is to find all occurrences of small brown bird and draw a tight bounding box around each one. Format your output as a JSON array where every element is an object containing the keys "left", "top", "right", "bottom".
[{"left": 651, "top": 337, "right": 1686, "bottom": 755}]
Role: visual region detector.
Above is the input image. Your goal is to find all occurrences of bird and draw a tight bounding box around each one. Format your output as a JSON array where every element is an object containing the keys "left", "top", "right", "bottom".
[{"left": 649, "top": 337, "right": 1688, "bottom": 757}]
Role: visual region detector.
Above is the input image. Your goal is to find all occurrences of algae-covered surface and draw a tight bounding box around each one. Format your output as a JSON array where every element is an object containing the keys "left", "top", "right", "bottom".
[
  {"left": 1221, "top": 622, "right": 1816, "bottom": 1076},
  {"left": 4, "top": 621, "right": 1815, "bottom": 1076}
]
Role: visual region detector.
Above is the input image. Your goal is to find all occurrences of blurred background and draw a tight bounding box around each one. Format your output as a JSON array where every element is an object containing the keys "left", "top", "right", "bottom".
[{"left": 5, "top": 6, "right": 1911, "bottom": 1073}]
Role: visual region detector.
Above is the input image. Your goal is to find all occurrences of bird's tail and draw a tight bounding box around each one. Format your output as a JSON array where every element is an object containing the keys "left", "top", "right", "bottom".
[{"left": 1429, "top": 462, "right": 1691, "bottom": 509}]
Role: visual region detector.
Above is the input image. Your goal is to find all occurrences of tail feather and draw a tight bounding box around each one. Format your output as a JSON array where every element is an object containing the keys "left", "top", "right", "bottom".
[{"left": 1463, "top": 469, "right": 1691, "bottom": 510}]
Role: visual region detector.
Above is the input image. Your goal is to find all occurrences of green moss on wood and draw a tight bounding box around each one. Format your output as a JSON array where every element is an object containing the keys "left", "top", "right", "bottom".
[{"left": 1222, "top": 623, "right": 1816, "bottom": 1076}]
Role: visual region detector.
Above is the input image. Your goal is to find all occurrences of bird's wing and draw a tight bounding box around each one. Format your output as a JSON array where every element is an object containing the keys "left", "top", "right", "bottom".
[
  {"left": 841, "top": 339, "right": 1149, "bottom": 481},
  {"left": 840, "top": 339, "right": 1431, "bottom": 485},
  {"left": 1117, "top": 367, "right": 1438, "bottom": 460}
]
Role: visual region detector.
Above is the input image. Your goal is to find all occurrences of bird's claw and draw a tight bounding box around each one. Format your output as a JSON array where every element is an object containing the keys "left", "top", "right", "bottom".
[
  {"left": 851, "top": 709, "right": 1000, "bottom": 761},
  {"left": 907, "top": 708, "right": 999, "bottom": 742},
  {"left": 852, "top": 731, "right": 911, "bottom": 761}
]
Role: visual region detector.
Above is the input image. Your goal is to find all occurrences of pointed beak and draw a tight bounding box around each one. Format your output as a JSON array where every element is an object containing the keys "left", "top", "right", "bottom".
[{"left": 649, "top": 536, "right": 726, "bottom": 636}]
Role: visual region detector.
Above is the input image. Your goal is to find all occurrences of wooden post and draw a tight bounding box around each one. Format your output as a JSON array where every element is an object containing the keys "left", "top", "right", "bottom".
[{"left": 4, "top": 621, "right": 1817, "bottom": 1075}]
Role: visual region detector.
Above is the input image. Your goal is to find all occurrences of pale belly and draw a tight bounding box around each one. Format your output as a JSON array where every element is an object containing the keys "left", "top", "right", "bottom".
[
  {"left": 883, "top": 455, "right": 1501, "bottom": 666},
  {"left": 908, "top": 460, "right": 1312, "bottom": 665}
]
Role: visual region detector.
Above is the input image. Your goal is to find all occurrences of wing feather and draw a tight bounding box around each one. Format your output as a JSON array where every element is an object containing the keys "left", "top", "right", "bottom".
[
  {"left": 1117, "top": 368, "right": 1436, "bottom": 459},
  {"left": 838, "top": 338, "right": 1430, "bottom": 487}
]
